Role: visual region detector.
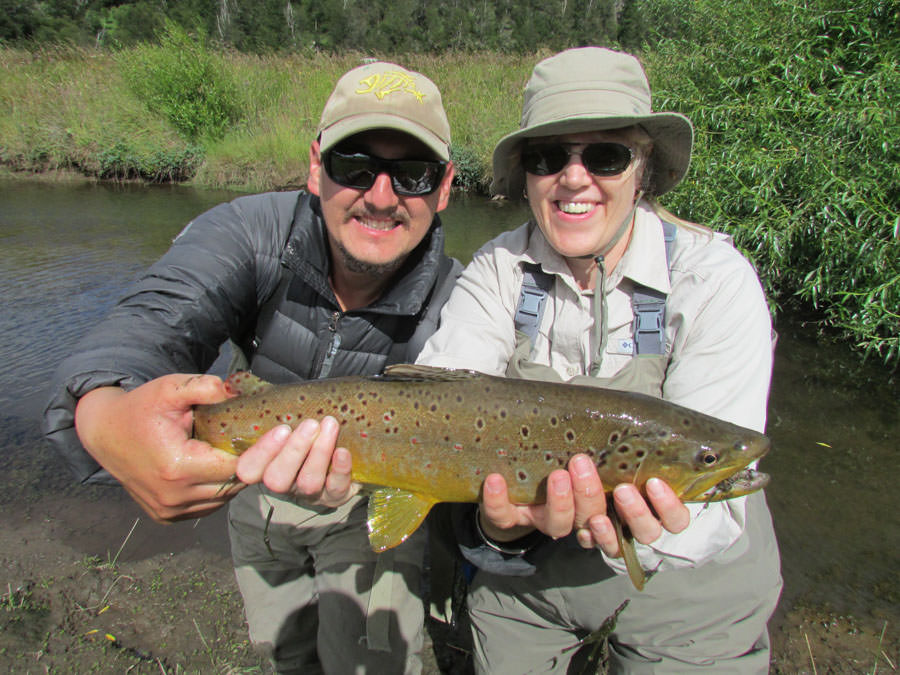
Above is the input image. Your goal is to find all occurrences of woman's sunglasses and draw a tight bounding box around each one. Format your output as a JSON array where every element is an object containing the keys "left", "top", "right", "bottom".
[
  {"left": 521, "top": 142, "right": 634, "bottom": 177},
  {"left": 323, "top": 150, "right": 448, "bottom": 196}
]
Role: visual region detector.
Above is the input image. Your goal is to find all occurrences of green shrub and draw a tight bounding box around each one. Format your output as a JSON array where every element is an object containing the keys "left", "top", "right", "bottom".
[
  {"left": 644, "top": 0, "right": 899, "bottom": 366},
  {"left": 118, "top": 22, "right": 243, "bottom": 142},
  {"left": 97, "top": 141, "right": 202, "bottom": 182},
  {"left": 449, "top": 144, "right": 485, "bottom": 192}
]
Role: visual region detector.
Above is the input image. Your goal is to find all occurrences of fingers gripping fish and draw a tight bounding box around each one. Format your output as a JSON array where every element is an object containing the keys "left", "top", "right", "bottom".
[{"left": 193, "top": 364, "right": 771, "bottom": 590}]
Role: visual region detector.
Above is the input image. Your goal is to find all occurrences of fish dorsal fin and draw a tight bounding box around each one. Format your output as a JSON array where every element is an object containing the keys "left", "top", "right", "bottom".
[
  {"left": 366, "top": 487, "right": 438, "bottom": 552},
  {"left": 381, "top": 364, "right": 482, "bottom": 382},
  {"left": 224, "top": 371, "right": 272, "bottom": 397}
]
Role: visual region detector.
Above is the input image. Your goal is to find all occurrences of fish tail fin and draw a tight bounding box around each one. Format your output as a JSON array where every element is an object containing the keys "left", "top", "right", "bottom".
[{"left": 366, "top": 487, "right": 438, "bottom": 552}]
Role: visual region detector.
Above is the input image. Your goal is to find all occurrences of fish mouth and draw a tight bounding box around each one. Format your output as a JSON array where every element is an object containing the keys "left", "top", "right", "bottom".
[
  {"left": 685, "top": 467, "right": 770, "bottom": 502},
  {"left": 706, "top": 469, "right": 770, "bottom": 499}
]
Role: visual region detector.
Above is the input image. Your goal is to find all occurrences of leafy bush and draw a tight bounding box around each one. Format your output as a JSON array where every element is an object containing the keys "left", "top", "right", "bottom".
[
  {"left": 450, "top": 144, "right": 487, "bottom": 192},
  {"left": 644, "top": 0, "right": 899, "bottom": 365},
  {"left": 118, "top": 22, "right": 243, "bottom": 142},
  {"left": 97, "top": 141, "right": 202, "bottom": 181}
]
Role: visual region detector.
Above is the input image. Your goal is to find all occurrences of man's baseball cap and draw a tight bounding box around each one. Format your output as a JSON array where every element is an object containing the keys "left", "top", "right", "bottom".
[{"left": 317, "top": 62, "right": 451, "bottom": 161}]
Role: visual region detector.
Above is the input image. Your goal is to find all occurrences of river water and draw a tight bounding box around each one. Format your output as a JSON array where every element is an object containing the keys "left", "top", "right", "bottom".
[{"left": 1, "top": 179, "right": 897, "bottom": 634}]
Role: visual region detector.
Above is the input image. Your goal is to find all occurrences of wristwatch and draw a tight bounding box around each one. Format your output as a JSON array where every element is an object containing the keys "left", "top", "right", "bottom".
[{"left": 473, "top": 506, "right": 545, "bottom": 556}]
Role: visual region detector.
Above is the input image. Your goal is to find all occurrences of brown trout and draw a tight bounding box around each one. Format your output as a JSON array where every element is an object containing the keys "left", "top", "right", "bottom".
[{"left": 194, "top": 364, "right": 770, "bottom": 589}]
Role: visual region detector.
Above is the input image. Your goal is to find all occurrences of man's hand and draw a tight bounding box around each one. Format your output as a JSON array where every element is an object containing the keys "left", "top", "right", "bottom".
[
  {"left": 75, "top": 374, "right": 241, "bottom": 523},
  {"left": 235, "top": 416, "right": 361, "bottom": 508},
  {"left": 478, "top": 453, "right": 691, "bottom": 557}
]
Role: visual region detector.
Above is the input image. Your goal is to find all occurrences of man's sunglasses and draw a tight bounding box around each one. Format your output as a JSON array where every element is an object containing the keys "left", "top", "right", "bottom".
[
  {"left": 521, "top": 142, "right": 634, "bottom": 177},
  {"left": 323, "top": 150, "right": 448, "bottom": 196}
]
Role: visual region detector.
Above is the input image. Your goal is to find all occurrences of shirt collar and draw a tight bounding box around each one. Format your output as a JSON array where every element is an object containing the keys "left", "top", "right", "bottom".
[
  {"left": 614, "top": 201, "right": 671, "bottom": 295},
  {"left": 523, "top": 222, "right": 585, "bottom": 296}
]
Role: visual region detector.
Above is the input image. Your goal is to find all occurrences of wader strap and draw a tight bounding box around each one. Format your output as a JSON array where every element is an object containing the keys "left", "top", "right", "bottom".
[
  {"left": 631, "top": 285, "right": 667, "bottom": 355},
  {"left": 365, "top": 552, "right": 394, "bottom": 652},
  {"left": 630, "top": 220, "right": 677, "bottom": 356},
  {"left": 513, "top": 262, "right": 554, "bottom": 358}
]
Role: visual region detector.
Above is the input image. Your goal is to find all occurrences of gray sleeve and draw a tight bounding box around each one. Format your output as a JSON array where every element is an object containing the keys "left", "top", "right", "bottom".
[{"left": 41, "top": 192, "right": 299, "bottom": 484}]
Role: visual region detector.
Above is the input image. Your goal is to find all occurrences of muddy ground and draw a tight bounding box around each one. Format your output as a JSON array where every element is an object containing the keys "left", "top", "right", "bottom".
[{"left": 2, "top": 441, "right": 896, "bottom": 674}]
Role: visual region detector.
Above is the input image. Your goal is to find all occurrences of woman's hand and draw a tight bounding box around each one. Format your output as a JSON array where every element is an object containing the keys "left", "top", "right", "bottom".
[{"left": 478, "top": 453, "right": 690, "bottom": 557}]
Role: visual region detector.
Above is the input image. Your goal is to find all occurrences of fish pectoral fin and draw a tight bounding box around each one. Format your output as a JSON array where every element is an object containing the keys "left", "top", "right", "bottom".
[
  {"left": 381, "top": 363, "right": 482, "bottom": 381},
  {"left": 366, "top": 488, "right": 438, "bottom": 553},
  {"left": 609, "top": 509, "right": 647, "bottom": 591},
  {"left": 223, "top": 371, "right": 272, "bottom": 397}
]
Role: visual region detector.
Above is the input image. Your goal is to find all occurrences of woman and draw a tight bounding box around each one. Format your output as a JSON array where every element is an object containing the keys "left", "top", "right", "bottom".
[{"left": 418, "top": 47, "right": 781, "bottom": 673}]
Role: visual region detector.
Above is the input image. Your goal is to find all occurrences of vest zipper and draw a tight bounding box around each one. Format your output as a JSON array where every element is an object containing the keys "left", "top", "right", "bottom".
[{"left": 318, "top": 310, "right": 342, "bottom": 378}]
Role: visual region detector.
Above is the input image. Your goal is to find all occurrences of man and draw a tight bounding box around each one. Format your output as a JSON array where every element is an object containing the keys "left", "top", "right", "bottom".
[{"left": 43, "top": 61, "right": 460, "bottom": 674}]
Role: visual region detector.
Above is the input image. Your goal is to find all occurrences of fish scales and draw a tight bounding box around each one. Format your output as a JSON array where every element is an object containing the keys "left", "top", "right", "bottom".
[{"left": 193, "top": 364, "right": 771, "bottom": 582}]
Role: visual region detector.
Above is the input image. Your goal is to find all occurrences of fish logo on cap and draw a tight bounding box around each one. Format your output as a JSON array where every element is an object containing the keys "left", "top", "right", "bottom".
[{"left": 356, "top": 70, "right": 426, "bottom": 102}]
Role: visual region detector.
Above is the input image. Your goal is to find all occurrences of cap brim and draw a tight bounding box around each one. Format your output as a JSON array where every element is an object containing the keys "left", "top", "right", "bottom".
[{"left": 320, "top": 113, "right": 450, "bottom": 161}]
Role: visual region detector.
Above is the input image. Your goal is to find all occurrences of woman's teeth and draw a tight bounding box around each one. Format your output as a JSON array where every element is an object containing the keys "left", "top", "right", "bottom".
[{"left": 558, "top": 201, "right": 593, "bottom": 214}]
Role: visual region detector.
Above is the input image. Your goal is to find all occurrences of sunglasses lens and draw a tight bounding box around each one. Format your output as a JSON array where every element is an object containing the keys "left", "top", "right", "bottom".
[
  {"left": 582, "top": 143, "right": 633, "bottom": 176},
  {"left": 521, "top": 143, "right": 633, "bottom": 177},
  {"left": 325, "top": 151, "right": 446, "bottom": 196},
  {"left": 521, "top": 145, "right": 569, "bottom": 176},
  {"left": 325, "top": 152, "right": 377, "bottom": 190},
  {"left": 390, "top": 160, "right": 446, "bottom": 196}
]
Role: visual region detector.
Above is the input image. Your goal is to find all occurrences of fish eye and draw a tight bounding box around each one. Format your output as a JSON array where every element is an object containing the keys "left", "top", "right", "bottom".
[{"left": 700, "top": 450, "right": 719, "bottom": 466}]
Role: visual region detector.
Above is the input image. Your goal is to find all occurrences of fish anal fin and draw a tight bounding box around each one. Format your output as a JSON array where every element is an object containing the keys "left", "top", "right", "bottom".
[
  {"left": 224, "top": 371, "right": 272, "bottom": 397},
  {"left": 610, "top": 509, "right": 647, "bottom": 591},
  {"left": 366, "top": 487, "right": 438, "bottom": 552}
]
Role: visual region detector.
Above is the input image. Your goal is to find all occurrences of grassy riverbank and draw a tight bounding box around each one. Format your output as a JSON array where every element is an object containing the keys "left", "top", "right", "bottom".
[
  {"left": 1, "top": 1, "right": 897, "bottom": 365},
  {"left": 0, "top": 44, "right": 529, "bottom": 192}
]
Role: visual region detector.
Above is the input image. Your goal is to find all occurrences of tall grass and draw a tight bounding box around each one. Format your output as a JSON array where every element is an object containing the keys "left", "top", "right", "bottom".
[{"left": 0, "top": 44, "right": 193, "bottom": 179}]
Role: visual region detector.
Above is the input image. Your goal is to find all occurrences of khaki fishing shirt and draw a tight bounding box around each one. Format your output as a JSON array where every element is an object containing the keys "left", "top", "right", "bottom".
[{"left": 417, "top": 201, "right": 774, "bottom": 574}]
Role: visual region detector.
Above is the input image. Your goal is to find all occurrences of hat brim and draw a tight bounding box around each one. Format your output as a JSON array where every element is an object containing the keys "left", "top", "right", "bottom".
[
  {"left": 320, "top": 113, "right": 450, "bottom": 161},
  {"left": 491, "top": 112, "right": 693, "bottom": 198}
]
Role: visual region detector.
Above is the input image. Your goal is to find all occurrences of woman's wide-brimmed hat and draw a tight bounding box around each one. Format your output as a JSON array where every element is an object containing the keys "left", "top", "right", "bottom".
[{"left": 492, "top": 47, "right": 694, "bottom": 199}]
